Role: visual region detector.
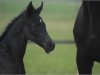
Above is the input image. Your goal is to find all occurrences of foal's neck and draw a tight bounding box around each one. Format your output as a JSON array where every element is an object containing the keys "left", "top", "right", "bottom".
[{"left": 1, "top": 15, "right": 28, "bottom": 61}]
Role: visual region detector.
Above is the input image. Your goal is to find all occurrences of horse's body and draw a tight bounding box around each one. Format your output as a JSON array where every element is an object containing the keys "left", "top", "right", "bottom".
[
  {"left": 0, "top": 2, "right": 55, "bottom": 74},
  {"left": 73, "top": 1, "right": 100, "bottom": 74}
]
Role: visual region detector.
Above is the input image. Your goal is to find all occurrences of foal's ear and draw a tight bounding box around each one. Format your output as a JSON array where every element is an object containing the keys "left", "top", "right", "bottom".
[
  {"left": 26, "top": 1, "right": 35, "bottom": 18},
  {"left": 36, "top": 1, "right": 43, "bottom": 15}
]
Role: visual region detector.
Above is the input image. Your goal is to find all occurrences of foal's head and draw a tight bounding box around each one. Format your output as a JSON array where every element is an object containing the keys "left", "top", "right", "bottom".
[{"left": 24, "top": 2, "right": 55, "bottom": 53}]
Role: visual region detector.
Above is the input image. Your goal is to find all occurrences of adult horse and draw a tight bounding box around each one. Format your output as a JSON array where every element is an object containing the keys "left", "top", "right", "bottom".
[
  {"left": 0, "top": 1, "right": 55, "bottom": 74},
  {"left": 73, "top": 1, "right": 100, "bottom": 74}
]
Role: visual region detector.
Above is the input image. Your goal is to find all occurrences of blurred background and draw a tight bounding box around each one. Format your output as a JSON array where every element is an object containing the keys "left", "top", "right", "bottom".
[{"left": 0, "top": 0, "right": 100, "bottom": 74}]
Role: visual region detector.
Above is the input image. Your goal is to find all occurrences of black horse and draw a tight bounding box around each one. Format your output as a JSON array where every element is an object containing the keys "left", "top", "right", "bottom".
[
  {"left": 0, "top": 1, "right": 55, "bottom": 74},
  {"left": 73, "top": 1, "right": 100, "bottom": 74}
]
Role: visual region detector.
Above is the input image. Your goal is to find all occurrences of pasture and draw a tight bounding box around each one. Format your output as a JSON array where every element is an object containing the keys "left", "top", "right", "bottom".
[{"left": 0, "top": 0, "right": 100, "bottom": 74}]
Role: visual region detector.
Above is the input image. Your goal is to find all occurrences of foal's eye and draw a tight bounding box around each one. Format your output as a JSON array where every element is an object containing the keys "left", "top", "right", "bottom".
[
  {"left": 37, "top": 17, "right": 42, "bottom": 23},
  {"left": 39, "top": 18, "right": 42, "bottom": 23}
]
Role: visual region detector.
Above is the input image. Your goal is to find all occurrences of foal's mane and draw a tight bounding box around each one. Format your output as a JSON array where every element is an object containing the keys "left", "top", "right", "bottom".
[{"left": 0, "top": 12, "right": 25, "bottom": 41}]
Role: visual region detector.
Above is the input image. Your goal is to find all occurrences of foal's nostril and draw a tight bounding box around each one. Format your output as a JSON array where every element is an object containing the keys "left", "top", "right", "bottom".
[
  {"left": 48, "top": 42, "right": 52, "bottom": 47},
  {"left": 47, "top": 41, "right": 55, "bottom": 50}
]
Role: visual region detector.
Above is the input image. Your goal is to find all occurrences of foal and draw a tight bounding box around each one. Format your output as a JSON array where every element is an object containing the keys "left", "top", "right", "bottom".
[{"left": 0, "top": 1, "right": 55, "bottom": 74}]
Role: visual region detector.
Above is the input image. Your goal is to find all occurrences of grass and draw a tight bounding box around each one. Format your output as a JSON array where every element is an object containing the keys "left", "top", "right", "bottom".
[
  {"left": 0, "top": 0, "right": 100, "bottom": 74},
  {"left": 24, "top": 43, "right": 77, "bottom": 74}
]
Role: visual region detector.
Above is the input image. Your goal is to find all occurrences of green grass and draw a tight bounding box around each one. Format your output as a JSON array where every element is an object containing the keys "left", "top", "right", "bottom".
[
  {"left": 0, "top": 0, "right": 100, "bottom": 74},
  {"left": 24, "top": 43, "right": 77, "bottom": 74}
]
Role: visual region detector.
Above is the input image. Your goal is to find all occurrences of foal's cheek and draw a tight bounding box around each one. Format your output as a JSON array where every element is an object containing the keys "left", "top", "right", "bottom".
[{"left": 25, "top": 28, "right": 37, "bottom": 41}]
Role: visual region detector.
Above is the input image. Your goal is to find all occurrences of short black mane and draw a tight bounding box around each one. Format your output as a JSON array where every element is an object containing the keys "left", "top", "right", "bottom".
[{"left": 0, "top": 12, "right": 25, "bottom": 41}]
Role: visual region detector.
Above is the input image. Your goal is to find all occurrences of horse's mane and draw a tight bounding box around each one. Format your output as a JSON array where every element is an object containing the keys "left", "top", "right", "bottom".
[{"left": 0, "top": 12, "right": 24, "bottom": 41}]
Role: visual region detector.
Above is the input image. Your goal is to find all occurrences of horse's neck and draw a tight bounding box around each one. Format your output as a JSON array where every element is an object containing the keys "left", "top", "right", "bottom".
[{"left": 1, "top": 17, "right": 28, "bottom": 61}]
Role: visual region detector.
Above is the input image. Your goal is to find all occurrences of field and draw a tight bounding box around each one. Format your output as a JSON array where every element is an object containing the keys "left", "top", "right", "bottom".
[{"left": 0, "top": 0, "right": 100, "bottom": 74}]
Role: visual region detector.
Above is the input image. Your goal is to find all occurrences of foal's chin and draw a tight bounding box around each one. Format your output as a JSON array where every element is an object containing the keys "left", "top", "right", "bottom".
[
  {"left": 43, "top": 46, "right": 55, "bottom": 53},
  {"left": 38, "top": 45, "right": 53, "bottom": 53},
  {"left": 33, "top": 41, "right": 55, "bottom": 53},
  {"left": 42, "top": 44, "right": 55, "bottom": 53},
  {"left": 44, "top": 49, "right": 53, "bottom": 53}
]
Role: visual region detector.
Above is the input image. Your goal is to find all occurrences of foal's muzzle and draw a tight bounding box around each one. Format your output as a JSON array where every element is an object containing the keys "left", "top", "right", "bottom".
[{"left": 44, "top": 41, "right": 55, "bottom": 53}]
